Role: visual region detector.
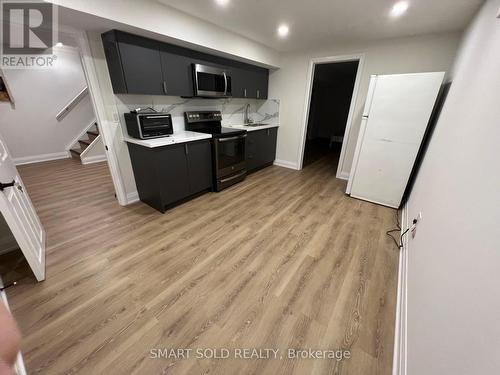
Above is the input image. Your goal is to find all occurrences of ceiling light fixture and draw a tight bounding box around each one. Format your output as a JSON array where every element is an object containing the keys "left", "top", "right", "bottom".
[
  {"left": 55, "top": 42, "right": 64, "bottom": 47},
  {"left": 277, "top": 24, "right": 289, "bottom": 38},
  {"left": 215, "top": 0, "right": 230, "bottom": 7},
  {"left": 390, "top": 1, "right": 409, "bottom": 18}
]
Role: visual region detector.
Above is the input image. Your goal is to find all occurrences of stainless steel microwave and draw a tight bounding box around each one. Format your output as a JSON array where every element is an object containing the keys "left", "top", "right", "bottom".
[
  {"left": 193, "top": 63, "right": 232, "bottom": 98},
  {"left": 124, "top": 112, "right": 173, "bottom": 139}
]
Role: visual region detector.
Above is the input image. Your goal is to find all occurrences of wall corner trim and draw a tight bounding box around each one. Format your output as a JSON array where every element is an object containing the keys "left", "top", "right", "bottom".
[
  {"left": 392, "top": 205, "right": 409, "bottom": 375},
  {"left": 126, "top": 191, "right": 140, "bottom": 205},
  {"left": 337, "top": 171, "right": 350, "bottom": 181}
]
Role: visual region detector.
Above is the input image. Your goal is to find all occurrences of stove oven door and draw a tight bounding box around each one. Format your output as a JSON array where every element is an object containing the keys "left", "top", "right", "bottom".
[{"left": 215, "top": 134, "right": 247, "bottom": 180}]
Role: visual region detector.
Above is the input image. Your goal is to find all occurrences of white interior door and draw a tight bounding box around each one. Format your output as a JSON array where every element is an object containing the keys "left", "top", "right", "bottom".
[
  {"left": 348, "top": 72, "right": 445, "bottom": 208},
  {"left": 0, "top": 132, "right": 45, "bottom": 281}
]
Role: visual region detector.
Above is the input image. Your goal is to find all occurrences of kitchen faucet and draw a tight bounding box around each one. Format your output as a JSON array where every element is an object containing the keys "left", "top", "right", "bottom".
[{"left": 244, "top": 103, "right": 253, "bottom": 125}]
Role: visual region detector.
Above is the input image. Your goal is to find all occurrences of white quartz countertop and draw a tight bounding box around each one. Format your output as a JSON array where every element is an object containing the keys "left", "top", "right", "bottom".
[
  {"left": 225, "top": 123, "right": 279, "bottom": 132},
  {"left": 123, "top": 131, "right": 212, "bottom": 148}
]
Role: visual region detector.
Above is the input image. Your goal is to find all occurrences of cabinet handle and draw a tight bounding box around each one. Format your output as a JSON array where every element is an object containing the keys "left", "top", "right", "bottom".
[
  {"left": 218, "top": 134, "right": 247, "bottom": 142},
  {"left": 267, "top": 129, "right": 270, "bottom": 136},
  {"left": 244, "top": 88, "right": 247, "bottom": 98},
  {"left": 184, "top": 144, "right": 188, "bottom": 154},
  {"left": 162, "top": 81, "right": 167, "bottom": 94},
  {"left": 257, "top": 90, "right": 260, "bottom": 99}
]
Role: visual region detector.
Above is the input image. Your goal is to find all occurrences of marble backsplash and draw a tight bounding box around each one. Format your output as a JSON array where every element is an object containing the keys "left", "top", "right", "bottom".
[{"left": 115, "top": 95, "right": 280, "bottom": 133}]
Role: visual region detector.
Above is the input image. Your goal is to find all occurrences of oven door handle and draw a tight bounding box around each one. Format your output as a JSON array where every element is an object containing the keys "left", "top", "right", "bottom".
[
  {"left": 219, "top": 170, "right": 246, "bottom": 184},
  {"left": 217, "top": 134, "right": 247, "bottom": 142},
  {"left": 223, "top": 72, "right": 228, "bottom": 96}
]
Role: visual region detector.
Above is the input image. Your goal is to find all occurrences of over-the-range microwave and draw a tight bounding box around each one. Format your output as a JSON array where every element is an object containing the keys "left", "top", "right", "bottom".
[{"left": 193, "top": 63, "right": 232, "bottom": 98}]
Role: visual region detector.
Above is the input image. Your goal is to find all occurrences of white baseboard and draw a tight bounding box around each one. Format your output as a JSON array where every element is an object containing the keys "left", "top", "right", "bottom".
[
  {"left": 126, "top": 191, "right": 140, "bottom": 205},
  {"left": 337, "top": 171, "right": 350, "bottom": 180},
  {"left": 81, "top": 154, "right": 107, "bottom": 165},
  {"left": 14, "top": 152, "right": 69, "bottom": 165},
  {"left": 273, "top": 159, "right": 300, "bottom": 170},
  {"left": 392, "top": 205, "right": 409, "bottom": 375}
]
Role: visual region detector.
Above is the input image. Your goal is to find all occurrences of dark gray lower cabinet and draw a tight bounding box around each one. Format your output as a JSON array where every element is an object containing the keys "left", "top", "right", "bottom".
[
  {"left": 186, "top": 141, "right": 213, "bottom": 195},
  {"left": 246, "top": 128, "right": 278, "bottom": 172},
  {"left": 127, "top": 140, "right": 212, "bottom": 213}
]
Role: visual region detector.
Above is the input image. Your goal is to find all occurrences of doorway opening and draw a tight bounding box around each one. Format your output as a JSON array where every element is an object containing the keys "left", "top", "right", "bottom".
[
  {"left": 299, "top": 55, "right": 363, "bottom": 178},
  {"left": 0, "top": 40, "right": 114, "bottom": 284}
]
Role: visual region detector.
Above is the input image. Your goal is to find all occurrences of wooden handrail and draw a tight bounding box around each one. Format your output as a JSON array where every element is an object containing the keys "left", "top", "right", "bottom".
[{"left": 56, "top": 87, "right": 88, "bottom": 121}]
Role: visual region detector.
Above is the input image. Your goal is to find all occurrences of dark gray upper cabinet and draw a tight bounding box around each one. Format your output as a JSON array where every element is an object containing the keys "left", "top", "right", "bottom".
[
  {"left": 232, "top": 66, "right": 269, "bottom": 99},
  {"left": 102, "top": 30, "right": 269, "bottom": 99},
  {"left": 115, "top": 33, "right": 164, "bottom": 95},
  {"left": 160, "top": 48, "right": 194, "bottom": 97},
  {"left": 232, "top": 67, "right": 252, "bottom": 98},
  {"left": 101, "top": 32, "right": 127, "bottom": 94},
  {"left": 246, "top": 128, "right": 278, "bottom": 172},
  {"left": 255, "top": 69, "right": 269, "bottom": 99}
]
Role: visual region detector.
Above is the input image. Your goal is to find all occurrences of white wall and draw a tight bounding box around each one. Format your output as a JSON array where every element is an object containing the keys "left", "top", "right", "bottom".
[
  {"left": 405, "top": 1, "right": 500, "bottom": 374},
  {"left": 49, "top": 0, "right": 280, "bottom": 68},
  {"left": 269, "top": 32, "right": 462, "bottom": 171},
  {"left": 0, "top": 46, "right": 95, "bottom": 164}
]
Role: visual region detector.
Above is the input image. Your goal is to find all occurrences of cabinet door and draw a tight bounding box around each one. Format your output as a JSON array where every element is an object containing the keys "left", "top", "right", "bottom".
[
  {"left": 245, "top": 131, "right": 259, "bottom": 171},
  {"left": 261, "top": 128, "right": 278, "bottom": 164},
  {"left": 156, "top": 145, "right": 190, "bottom": 207},
  {"left": 160, "top": 49, "right": 194, "bottom": 97},
  {"left": 231, "top": 67, "right": 257, "bottom": 99},
  {"left": 247, "top": 128, "right": 277, "bottom": 171},
  {"left": 231, "top": 68, "right": 251, "bottom": 98},
  {"left": 255, "top": 69, "right": 269, "bottom": 100},
  {"left": 101, "top": 33, "right": 127, "bottom": 94},
  {"left": 186, "top": 141, "right": 213, "bottom": 194},
  {"left": 241, "top": 68, "right": 268, "bottom": 99},
  {"left": 118, "top": 35, "right": 164, "bottom": 95}
]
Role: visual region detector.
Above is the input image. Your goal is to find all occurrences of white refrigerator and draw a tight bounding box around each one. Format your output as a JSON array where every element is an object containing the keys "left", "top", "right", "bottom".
[{"left": 347, "top": 72, "right": 445, "bottom": 208}]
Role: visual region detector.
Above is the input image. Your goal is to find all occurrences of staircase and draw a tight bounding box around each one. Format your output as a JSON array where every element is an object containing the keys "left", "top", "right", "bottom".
[{"left": 69, "top": 123, "right": 100, "bottom": 161}]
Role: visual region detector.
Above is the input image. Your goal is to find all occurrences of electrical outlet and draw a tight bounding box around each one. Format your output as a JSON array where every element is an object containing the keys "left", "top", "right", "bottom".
[{"left": 411, "top": 212, "right": 422, "bottom": 238}]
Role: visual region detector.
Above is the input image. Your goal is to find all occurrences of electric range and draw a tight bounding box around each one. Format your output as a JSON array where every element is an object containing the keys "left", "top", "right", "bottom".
[{"left": 184, "top": 111, "right": 247, "bottom": 191}]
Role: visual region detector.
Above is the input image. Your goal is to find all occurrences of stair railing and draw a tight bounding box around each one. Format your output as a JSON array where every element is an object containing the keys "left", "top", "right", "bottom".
[{"left": 56, "top": 86, "right": 88, "bottom": 121}]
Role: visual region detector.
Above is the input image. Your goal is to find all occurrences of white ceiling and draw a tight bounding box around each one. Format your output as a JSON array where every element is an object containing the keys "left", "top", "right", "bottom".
[{"left": 156, "top": 0, "right": 483, "bottom": 52}]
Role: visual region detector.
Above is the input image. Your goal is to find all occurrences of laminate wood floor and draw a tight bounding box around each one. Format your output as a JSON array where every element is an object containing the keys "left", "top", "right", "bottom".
[{"left": 0, "top": 156, "right": 399, "bottom": 375}]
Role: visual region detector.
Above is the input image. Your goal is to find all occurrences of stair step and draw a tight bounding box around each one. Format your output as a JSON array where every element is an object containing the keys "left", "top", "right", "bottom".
[
  {"left": 87, "top": 130, "right": 99, "bottom": 142},
  {"left": 78, "top": 139, "right": 91, "bottom": 152},
  {"left": 69, "top": 148, "right": 82, "bottom": 160}
]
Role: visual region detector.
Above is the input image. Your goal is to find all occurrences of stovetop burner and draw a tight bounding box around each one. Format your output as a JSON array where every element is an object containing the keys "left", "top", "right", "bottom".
[
  {"left": 193, "top": 126, "right": 246, "bottom": 138},
  {"left": 184, "top": 111, "right": 246, "bottom": 138}
]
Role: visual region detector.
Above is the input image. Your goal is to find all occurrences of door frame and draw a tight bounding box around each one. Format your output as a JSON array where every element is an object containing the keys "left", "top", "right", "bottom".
[
  {"left": 297, "top": 53, "right": 365, "bottom": 178},
  {"left": 76, "top": 31, "right": 129, "bottom": 206}
]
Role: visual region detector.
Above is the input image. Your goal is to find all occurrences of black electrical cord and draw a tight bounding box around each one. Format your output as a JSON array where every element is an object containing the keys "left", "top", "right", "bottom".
[
  {"left": 386, "top": 209, "right": 402, "bottom": 248},
  {"left": 386, "top": 209, "right": 411, "bottom": 249},
  {"left": 0, "top": 281, "right": 17, "bottom": 292}
]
